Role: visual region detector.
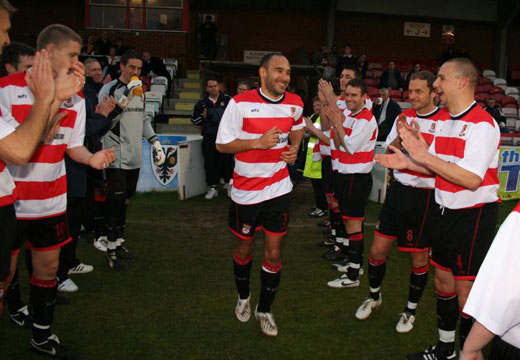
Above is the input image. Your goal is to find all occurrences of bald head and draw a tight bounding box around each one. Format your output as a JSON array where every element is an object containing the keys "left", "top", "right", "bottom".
[{"left": 445, "top": 57, "right": 479, "bottom": 89}]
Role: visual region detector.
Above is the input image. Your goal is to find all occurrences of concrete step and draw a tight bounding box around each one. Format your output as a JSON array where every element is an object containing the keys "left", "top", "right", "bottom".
[
  {"left": 172, "top": 98, "right": 198, "bottom": 104},
  {"left": 168, "top": 117, "right": 192, "bottom": 125},
  {"left": 163, "top": 109, "right": 192, "bottom": 116},
  {"left": 179, "top": 92, "right": 201, "bottom": 100},
  {"left": 187, "top": 72, "right": 199, "bottom": 80},
  {"left": 183, "top": 81, "right": 200, "bottom": 89},
  {"left": 175, "top": 102, "right": 195, "bottom": 111},
  {"left": 179, "top": 78, "right": 201, "bottom": 86},
  {"left": 157, "top": 123, "right": 199, "bottom": 135}
]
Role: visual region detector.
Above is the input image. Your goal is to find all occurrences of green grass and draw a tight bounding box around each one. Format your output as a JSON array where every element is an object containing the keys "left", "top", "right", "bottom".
[{"left": 1, "top": 182, "right": 516, "bottom": 359}]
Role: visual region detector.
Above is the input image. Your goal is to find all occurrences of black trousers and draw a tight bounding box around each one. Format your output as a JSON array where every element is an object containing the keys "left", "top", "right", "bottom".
[
  {"left": 311, "top": 178, "right": 327, "bottom": 210},
  {"left": 57, "top": 197, "right": 83, "bottom": 281},
  {"left": 202, "top": 136, "right": 233, "bottom": 187},
  {"left": 105, "top": 168, "right": 140, "bottom": 240}
]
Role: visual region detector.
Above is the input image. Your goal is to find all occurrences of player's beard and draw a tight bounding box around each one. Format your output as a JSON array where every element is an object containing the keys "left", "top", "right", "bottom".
[{"left": 265, "top": 74, "right": 287, "bottom": 97}]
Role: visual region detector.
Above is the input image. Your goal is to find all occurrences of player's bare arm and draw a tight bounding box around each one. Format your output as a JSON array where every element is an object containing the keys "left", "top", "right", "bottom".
[
  {"left": 66, "top": 146, "right": 116, "bottom": 170},
  {"left": 216, "top": 126, "right": 282, "bottom": 154},
  {"left": 399, "top": 120, "right": 482, "bottom": 190},
  {"left": 459, "top": 321, "right": 493, "bottom": 360},
  {"left": 317, "top": 88, "right": 331, "bottom": 131},
  {"left": 318, "top": 79, "right": 341, "bottom": 113},
  {"left": 324, "top": 106, "right": 349, "bottom": 152},
  {"left": 280, "top": 128, "right": 303, "bottom": 163},
  {"left": 0, "top": 50, "right": 56, "bottom": 165},
  {"left": 303, "top": 116, "right": 329, "bottom": 145}
]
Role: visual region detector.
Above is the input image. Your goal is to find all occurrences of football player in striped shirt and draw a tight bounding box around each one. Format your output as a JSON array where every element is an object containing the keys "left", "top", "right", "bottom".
[
  {"left": 2, "top": 24, "right": 115, "bottom": 359},
  {"left": 322, "top": 78, "right": 378, "bottom": 289},
  {"left": 377, "top": 58, "right": 500, "bottom": 360},
  {"left": 354, "top": 71, "right": 447, "bottom": 333},
  {"left": 216, "top": 53, "right": 304, "bottom": 337},
  {"left": 0, "top": 1, "right": 61, "bottom": 320}
]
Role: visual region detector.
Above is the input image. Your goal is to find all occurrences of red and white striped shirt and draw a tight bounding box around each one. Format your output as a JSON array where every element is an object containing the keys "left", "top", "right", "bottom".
[
  {"left": 429, "top": 102, "right": 499, "bottom": 209},
  {"left": 331, "top": 107, "right": 378, "bottom": 174},
  {"left": 0, "top": 72, "right": 86, "bottom": 219},
  {"left": 216, "top": 88, "right": 303, "bottom": 205},
  {"left": 385, "top": 107, "right": 448, "bottom": 189},
  {"left": 0, "top": 106, "right": 17, "bottom": 207}
]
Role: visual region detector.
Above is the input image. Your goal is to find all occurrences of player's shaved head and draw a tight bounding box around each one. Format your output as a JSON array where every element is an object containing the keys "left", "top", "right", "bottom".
[
  {"left": 259, "top": 52, "right": 286, "bottom": 69},
  {"left": 37, "top": 24, "right": 82, "bottom": 50},
  {"left": 444, "top": 57, "right": 479, "bottom": 89}
]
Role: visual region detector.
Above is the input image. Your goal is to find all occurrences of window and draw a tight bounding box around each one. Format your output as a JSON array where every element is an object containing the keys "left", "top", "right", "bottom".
[{"left": 87, "top": 0, "right": 184, "bottom": 31}]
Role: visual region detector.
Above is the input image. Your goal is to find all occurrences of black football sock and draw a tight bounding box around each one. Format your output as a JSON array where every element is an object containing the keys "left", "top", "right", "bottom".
[
  {"left": 346, "top": 232, "right": 364, "bottom": 280},
  {"left": 233, "top": 251, "right": 252, "bottom": 300},
  {"left": 257, "top": 261, "right": 281, "bottom": 313},
  {"left": 6, "top": 269, "right": 25, "bottom": 315},
  {"left": 368, "top": 255, "right": 386, "bottom": 301},
  {"left": 30, "top": 276, "right": 57, "bottom": 343},
  {"left": 436, "top": 290, "right": 458, "bottom": 353},
  {"left": 405, "top": 264, "right": 429, "bottom": 315}
]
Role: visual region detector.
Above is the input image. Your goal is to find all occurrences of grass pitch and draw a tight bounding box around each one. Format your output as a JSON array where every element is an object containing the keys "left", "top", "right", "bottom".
[{"left": 0, "top": 182, "right": 516, "bottom": 359}]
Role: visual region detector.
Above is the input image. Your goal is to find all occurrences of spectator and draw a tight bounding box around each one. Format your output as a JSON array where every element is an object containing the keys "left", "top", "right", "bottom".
[
  {"left": 357, "top": 54, "right": 368, "bottom": 79},
  {"left": 312, "top": 45, "right": 327, "bottom": 65},
  {"left": 441, "top": 46, "right": 456, "bottom": 63},
  {"left": 114, "top": 37, "right": 128, "bottom": 56},
  {"left": 82, "top": 34, "right": 95, "bottom": 55},
  {"left": 0, "top": 41, "right": 34, "bottom": 77},
  {"left": 142, "top": 51, "right": 172, "bottom": 95},
  {"left": 107, "top": 45, "right": 120, "bottom": 66},
  {"left": 336, "top": 44, "right": 357, "bottom": 77},
  {"left": 83, "top": 58, "right": 115, "bottom": 252},
  {"left": 94, "top": 31, "right": 112, "bottom": 55},
  {"left": 380, "top": 60, "right": 404, "bottom": 90},
  {"left": 327, "top": 44, "right": 338, "bottom": 69},
  {"left": 58, "top": 58, "right": 116, "bottom": 292},
  {"left": 321, "top": 56, "right": 335, "bottom": 80},
  {"left": 198, "top": 15, "right": 218, "bottom": 60},
  {"left": 405, "top": 63, "right": 421, "bottom": 89},
  {"left": 236, "top": 80, "right": 249, "bottom": 94},
  {"left": 484, "top": 96, "right": 507, "bottom": 131},
  {"left": 191, "top": 77, "right": 232, "bottom": 199},
  {"left": 373, "top": 88, "right": 401, "bottom": 141}
]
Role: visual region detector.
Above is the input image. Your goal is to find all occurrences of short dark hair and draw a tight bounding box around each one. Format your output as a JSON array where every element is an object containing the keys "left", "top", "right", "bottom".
[
  {"left": 120, "top": 49, "right": 142, "bottom": 66},
  {"left": 237, "top": 80, "right": 249, "bottom": 88},
  {"left": 259, "top": 52, "right": 285, "bottom": 69},
  {"left": 346, "top": 78, "right": 368, "bottom": 95},
  {"left": 312, "top": 95, "right": 320, "bottom": 103},
  {"left": 410, "top": 71, "right": 435, "bottom": 92},
  {"left": 37, "top": 24, "right": 82, "bottom": 50},
  {"left": 0, "top": 0, "right": 16, "bottom": 16},
  {"left": 342, "top": 65, "right": 361, "bottom": 79},
  {"left": 206, "top": 76, "right": 219, "bottom": 85},
  {"left": 1, "top": 42, "right": 35, "bottom": 68}
]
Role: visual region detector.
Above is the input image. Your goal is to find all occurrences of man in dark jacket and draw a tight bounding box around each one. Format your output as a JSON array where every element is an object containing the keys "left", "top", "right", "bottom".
[
  {"left": 142, "top": 51, "right": 172, "bottom": 95},
  {"left": 373, "top": 87, "right": 402, "bottom": 141},
  {"left": 57, "top": 58, "right": 116, "bottom": 292},
  {"left": 380, "top": 61, "right": 404, "bottom": 90},
  {"left": 191, "top": 77, "right": 232, "bottom": 199}
]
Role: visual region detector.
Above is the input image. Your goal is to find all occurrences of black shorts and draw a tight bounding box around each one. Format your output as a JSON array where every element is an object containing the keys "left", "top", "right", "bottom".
[
  {"left": 489, "top": 336, "right": 520, "bottom": 360},
  {"left": 17, "top": 213, "right": 72, "bottom": 252},
  {"left": 430, "top": 201, "right": 498, "bottom": 280},
  {"left": 228, "top": 193, "right": 290, "bottom": 240},
  {"left": 376, "top": 181, "right": 433, "bottom": 252},
  {"left": 0, "top": 204, "right": 16, "bottom": 279},
  {"left": 106, "top": 168, "right": 140, "bottom": 199},
  {"left": 321, "top": 156, "right": 333, "bottom": 195},
  {"left": 333, "top": 172, "right": 372, "bottom": 220}
]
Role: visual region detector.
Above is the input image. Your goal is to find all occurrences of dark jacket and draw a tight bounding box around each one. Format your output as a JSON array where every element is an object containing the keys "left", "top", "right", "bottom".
[
  {"left": 373, "top": 99, "right": 402, "bottom": 141},
  {"left": 191, "top": 92, "right": 231, "bottom": 138},
  {"left": 142, "top": 56, "right": 172, "bottom": 84},
  {"left": 380, "top": 69, "right": 404, "bottom": 89},
  {"left": 65, "top": 77, "right": 111, "bottom": 197}
]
